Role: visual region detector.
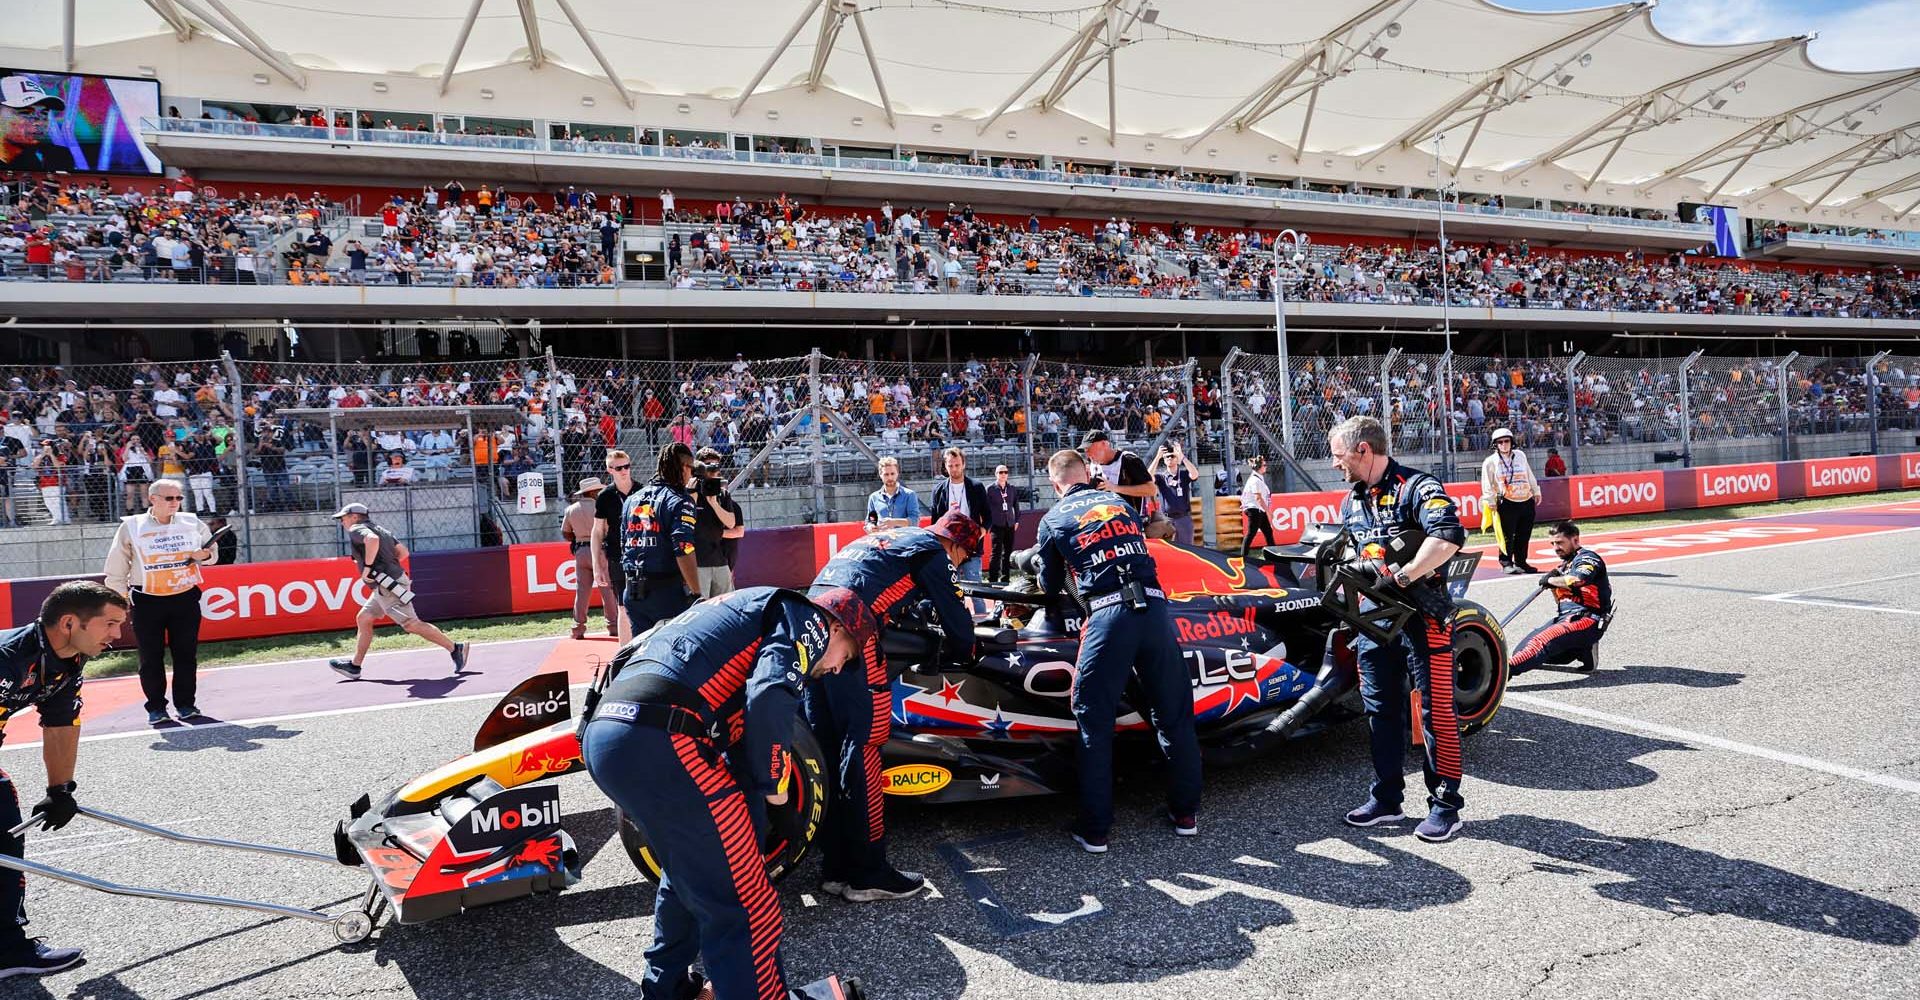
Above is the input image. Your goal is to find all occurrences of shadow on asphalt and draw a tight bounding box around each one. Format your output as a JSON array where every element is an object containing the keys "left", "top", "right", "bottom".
[
  {"left": 1512, "top": 663, "right": 1746, "bottom": 694},
  {"left": 148, "top": 722, "right": 305, "bottom": 754},
  {"left": 1475, "top": 708, "right": 1693, "bottom": 791},
  {"left": 1474, "top": 814, "right": 1919, "bottom": 945}
]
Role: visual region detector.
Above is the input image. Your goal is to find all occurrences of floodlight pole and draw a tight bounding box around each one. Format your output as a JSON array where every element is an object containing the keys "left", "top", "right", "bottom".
[
  {"left": 1272, "top": 228, "right": 1306, "bottom": 491},
  {"left": 1435, "top": 133, "right": 1456, "bottom": 480}
]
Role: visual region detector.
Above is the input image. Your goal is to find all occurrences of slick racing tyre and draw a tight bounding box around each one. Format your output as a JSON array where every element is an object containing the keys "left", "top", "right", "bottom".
[
  {"left": 1450, "top": 600, "right": 1508, "bottom": 736},
  {"left": 619, "top": 718, "right": 828, "bottom": 885}
]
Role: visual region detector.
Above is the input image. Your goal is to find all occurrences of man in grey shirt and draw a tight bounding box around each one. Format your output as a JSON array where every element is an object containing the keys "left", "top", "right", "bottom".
[{"left": 326, "top": 503, "right": 468, "bottom": 678}]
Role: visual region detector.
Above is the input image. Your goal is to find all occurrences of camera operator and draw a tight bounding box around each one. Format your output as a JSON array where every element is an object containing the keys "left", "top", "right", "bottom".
[{"left": 692, "top": 447, "right": 744, "bottom": 598}]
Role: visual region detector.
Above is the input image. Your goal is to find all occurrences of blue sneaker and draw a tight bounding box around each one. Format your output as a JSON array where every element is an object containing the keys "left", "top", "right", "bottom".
[
  {"left": 1343, "top": 798, "right": 1405, "bottom": 828},
  {"left": 1415, "top": 807, "right": 1463, "bottom": 843},
  {"left": 146, "top": 709, "right": 170, "bottom": 726}
]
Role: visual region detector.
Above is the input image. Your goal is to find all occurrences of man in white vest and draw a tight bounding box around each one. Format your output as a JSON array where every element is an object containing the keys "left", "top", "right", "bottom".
[{"left": 103, "top": 479, "right": 217, "bottom": 726}]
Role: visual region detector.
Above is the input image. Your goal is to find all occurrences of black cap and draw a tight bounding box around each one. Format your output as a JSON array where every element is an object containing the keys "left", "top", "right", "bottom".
[{"left": 1079, "top": 429, "right": 1110, "bottom": 449}]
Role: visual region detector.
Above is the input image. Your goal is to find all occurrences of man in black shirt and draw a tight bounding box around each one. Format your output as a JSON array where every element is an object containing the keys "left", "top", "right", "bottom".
[
  {"left": 184, "top": 428, "right": 221, "bottom": 514},
  {"left": 1080, "top": 430, "right": 1154, "bottom": 512},
  {"left": 984, "top": 463, "right": 1020, "bottom": 584},
  {"left": 589, "top": 449, "right": 638, "bottom": 641},
  {"left": 691, "top": 448, "right": 744, "bottom": 597}
]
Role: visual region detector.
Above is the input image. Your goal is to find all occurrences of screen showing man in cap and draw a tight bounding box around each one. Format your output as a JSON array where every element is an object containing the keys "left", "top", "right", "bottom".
[
  {"left": 325, "top": 504, "right": 469, "bottom": 679},
  {"left": 0, "top": 76, "right": 74, "bottom": 172}
]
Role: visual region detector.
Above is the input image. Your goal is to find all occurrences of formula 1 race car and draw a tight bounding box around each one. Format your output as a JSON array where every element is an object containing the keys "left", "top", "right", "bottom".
[{"left": 338, "top": 529, "right": 1507, "bottom": 923}]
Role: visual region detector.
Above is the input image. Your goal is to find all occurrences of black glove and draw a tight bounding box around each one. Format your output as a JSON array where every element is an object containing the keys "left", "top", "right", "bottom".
[
  {"left": 1537, "top": 572, "right": 1557, "bottom": 589},
  {"left": 1345, "top": 557, "right": 1393, "bottom": 587},
  {"left": 32, "top": 782, "right": 78, "bottom": 832}
]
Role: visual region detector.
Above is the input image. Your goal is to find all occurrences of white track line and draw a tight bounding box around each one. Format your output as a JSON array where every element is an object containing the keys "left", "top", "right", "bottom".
[
  {"left": 1750, "top": 596, "right": 1920, "bottom": 617},
  {"left": 1507, "top": 693, "right": 1920, "bottom": 797},
  {"left": 1472, "top": 523, "right": 1920, "bottom": 588}
]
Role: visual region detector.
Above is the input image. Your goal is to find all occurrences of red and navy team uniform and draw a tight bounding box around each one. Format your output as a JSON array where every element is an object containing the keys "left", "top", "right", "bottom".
[
  {"left": 1339, "top": 460, "right": 1467, "bottom": 817},
  {"left": 0, "top": 623, "right": 85, "bottom": 956},
  {"left": 1034, "top": 483, "right": 1201, "bottom": 841},
  {"left": 620, "top": 476, "right": 700, "bottom": 634},
  {"left": 581, "top": 587, "right": 825, "bottom": 1000},
  {"left": 805, "top": 528, "right": 974, "bottom": 885},
  {"left": 1510, "top": 547, "right": 1612, "bottom": 673}
]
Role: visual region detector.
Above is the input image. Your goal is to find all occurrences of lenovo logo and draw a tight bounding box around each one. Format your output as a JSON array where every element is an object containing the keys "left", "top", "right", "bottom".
[
  {"left": 1699, "top": 469, "right": 1774, "bottom": 502},
  {"left": 1575, "top": 478, "right": 1661, "bottom": 514},
  {"left": 1808, "top": 463, "right": 1871, "bottom": 489},
  {"left": 1904, "top": 454, "right": 1920, "bottom": 488},
  {"left": 202, "top": 575, "right": 373, "bottom": 621}
]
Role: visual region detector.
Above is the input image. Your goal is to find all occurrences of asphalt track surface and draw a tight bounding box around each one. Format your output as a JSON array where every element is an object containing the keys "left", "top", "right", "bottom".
[{"left": 7, "top": 499, "right": 1920, "bottom": 999}]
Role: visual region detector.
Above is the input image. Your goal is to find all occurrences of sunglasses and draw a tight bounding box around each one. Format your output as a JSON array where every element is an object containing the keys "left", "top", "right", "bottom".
[
  {"left": 151, "top": 495, "right": 183, "bottom": 502},
  {"left": 608, "top": 463, "right": 632, "bottom": 472}
]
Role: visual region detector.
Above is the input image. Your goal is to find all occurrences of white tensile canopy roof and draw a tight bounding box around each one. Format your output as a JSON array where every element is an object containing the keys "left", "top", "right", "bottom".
[{"left": 16, "top": 0, "right": 1920, "bottom": 211}]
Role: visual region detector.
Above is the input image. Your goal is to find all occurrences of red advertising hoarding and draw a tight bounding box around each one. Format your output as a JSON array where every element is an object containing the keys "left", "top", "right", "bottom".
[
  {"left": 1804, "top": 456, "right": 1878, "bottom": 497},
  {"left": 506, "top": 542, "right": 605, "bottom": 615},
  {"left": 1897, "top": 453, "right": 1920, "bottom": 489},
  {"left": 1260, "top": 490, "right": 1349, "bottom": 544},
  {"left": 1695, "top": 463, "right": 1779, "bottom": 507},
  {"left": 1569, "top": 471, "right": 1665, "bottom": 518}
]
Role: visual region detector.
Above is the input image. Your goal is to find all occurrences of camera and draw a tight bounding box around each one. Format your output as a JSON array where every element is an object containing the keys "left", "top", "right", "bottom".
[{"left": 698, "top": 466, "right": 725, "bottom": 497}]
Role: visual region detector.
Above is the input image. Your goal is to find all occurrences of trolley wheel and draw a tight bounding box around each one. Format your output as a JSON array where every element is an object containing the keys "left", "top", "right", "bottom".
[{"left": 332, "top": 910, "right": 375, "bottom": 944}]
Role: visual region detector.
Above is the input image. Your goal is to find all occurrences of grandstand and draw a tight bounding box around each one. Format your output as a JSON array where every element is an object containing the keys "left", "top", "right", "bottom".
[{"left": 3, "top": 0, "right": 1919, "bottom": 576}]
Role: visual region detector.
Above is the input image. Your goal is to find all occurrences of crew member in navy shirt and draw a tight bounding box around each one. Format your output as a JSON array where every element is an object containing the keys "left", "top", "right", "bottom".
[{"left": 1151, "top": 440, "right": 1199, "bottom": 547}]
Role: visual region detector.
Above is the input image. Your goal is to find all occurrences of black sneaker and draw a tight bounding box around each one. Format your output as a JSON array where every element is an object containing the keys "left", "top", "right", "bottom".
[
  {"left": 175, "top": 706, "right": 203, "bottom": 721},
  {"left": 450, "top": 642, "right": 470, "bottom": 673},
  {"left": 1168, "top": 810, "right": 1198, "bottom": 837},
  {"left": 840, "top": 867, "right": 926, "bottom": 902},
  {"left": 1343, "top": 798, "right": 1406, "bottom": 828},
  {"left": 329, "top": 658, "right": 362, "bottom": 679},
  {"left": 147, "top": 709, "right": 170, "bottom": 726},
  {"left": 1574, "top": 648, "right": 1599, "bottom": 672},
  {"left": 0, "top": 938, "right": 84, "bottom": 979},
  {"left": 1071, "top": 831, "right": 1109, "bottom": 854}
]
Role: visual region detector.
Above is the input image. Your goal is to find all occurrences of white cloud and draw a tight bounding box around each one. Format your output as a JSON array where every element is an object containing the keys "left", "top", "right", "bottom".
[{"left": 1652, "top": 0, "right": 1920, "bottom": 71}]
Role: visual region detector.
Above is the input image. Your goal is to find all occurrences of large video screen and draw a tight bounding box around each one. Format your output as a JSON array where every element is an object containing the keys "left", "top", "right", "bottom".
[{"left": 1, "top": 68, "right": 163, "bottom": 175}]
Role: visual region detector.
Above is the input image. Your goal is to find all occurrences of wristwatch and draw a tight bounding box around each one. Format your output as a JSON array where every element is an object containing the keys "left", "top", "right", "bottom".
[{"left": 1391, "top": 569, "right": 1414, "bottom": 588}]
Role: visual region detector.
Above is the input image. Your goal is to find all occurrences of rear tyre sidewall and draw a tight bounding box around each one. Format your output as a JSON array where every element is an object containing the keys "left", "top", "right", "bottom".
[
  {"left": 619, "top": 718, "right": 828, "bottom": 885},
  {"left": 1449, "top": 601, "right": 1508, "bottom": 736}
]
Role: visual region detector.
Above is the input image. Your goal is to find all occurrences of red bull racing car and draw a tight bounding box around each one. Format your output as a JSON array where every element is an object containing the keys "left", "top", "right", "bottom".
[{"left": 337, "top": 529, "right": 1507, "bottom": 926}]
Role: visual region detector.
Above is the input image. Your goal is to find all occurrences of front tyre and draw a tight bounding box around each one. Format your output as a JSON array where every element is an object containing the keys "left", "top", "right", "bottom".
[
  {"left": 1450, "top": 600, "right": 1508, "bottom": 736},
  {"left": 619, "top": 718, "right": 828, "bottom": 885}
]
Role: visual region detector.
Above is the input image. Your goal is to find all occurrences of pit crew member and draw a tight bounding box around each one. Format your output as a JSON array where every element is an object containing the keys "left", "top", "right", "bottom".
[
  {"left": 1509, "top": 520, "right": 1612, "bottom": 674},
  {"left": 0, "top": 581, "right": 129, "bottom": 980},
  {"left": 326, "top": 503, "right": 468, "bottom": 678},
  {"left": 622, "top": 442, "right": 701, "bottom": 635},
  {"left": 581, "top": 586, "right": 870, "bottom": 1000},
  {"left": 1329, "top": 415, "right": 1468, "bottom": 843},
  {"left": 806, "top": 512, "right": 980, "bottom": 901},
  {"left": 1033, "top": 448, "right": 1201, "bottom": 852}
]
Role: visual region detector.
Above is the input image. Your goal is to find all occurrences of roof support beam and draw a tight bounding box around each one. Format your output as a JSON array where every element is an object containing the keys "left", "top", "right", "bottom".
[
  {"left": 515, "top": 0, "right": 546, "bottom": 68},
  {"left": 1362, "top": 3, "right": 1645, "bottom": 169},
  {"left": 733, "top": 0, "right": 825, "bottom": 115},
  {"left": 1293, "top": 50, "right": 1326, "bottom": 162},
  {"left": 63, "top": 0, "right": 75, "bottom": 71},
  {"left": 1510, "top": 35, "right": 1804, "bottom": 179},
  {"left": 553, "top": 0, "right": 634, "bottom": 108},
  {"left": 977, "top": 0, "right": 1142, "bottom": 136},
  {"left": 1182, "top": 0, "right": 1413, "bottom": 154},
  {"left": 848, "top": 8, "right": 896, "bottom": 128},
  {"left": 1747, "top": 119, "right": 1920, "bottom": 202},
  {"left": 1654, "top": 69, "right": 1920, "bottom": 183},
  {"left": 1861, "top": 166, "right": 1920, "bottom": 203},
  {"left": 1805, "top": 145, "right": 1887, "bottom": 209},
  {"left": 805, "top": 0, "right": 849, "bottom": 91},
  {"left": 1702, "top": 118, "right": 1782, "bottom": 203},
  {"left": 171, "top": 0, "right": 306, "bottom": 88},
  {"left": 143, "top": 0, "right": 196, "bottom": 41},
  {"left": 1897, "top": 190, "right": 1920, "bottom": 221},
  {"left": 439, "top": 0, "right": 486, "bottom": 96}
]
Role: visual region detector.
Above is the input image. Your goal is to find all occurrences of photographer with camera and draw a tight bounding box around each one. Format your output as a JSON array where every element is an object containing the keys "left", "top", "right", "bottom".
[{"left": 692, "top": 447, "right": 744, "bottom": 598}]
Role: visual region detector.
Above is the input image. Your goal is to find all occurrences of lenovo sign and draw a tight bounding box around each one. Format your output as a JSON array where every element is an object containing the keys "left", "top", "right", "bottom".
[
  {"left": 1571, "top": 472, "right": 1665, "bottom": 518},
  {"left": 195, "top": 562, "right": 376, "bottom": 641},
  {"left": 1804, "top": 457, "right": 1877, "bottom": 497},
  {"left": 1696, "top": 464, "right": 1777, "bottom": 507},
  {"left": 1903, "top": 453, "right": 1920, "bottom": 489},
  {"left": 1262, "top": 491, "right": 1347, "bottom": 544}
]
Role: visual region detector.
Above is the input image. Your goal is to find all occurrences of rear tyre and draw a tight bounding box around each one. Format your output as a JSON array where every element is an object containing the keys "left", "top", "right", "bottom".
[
  {"left": 619, "top": 719, "right": 828, "bottom": 885},
  {"left": 1450, "top": 600, "right": 1508, "bottom": 736}
]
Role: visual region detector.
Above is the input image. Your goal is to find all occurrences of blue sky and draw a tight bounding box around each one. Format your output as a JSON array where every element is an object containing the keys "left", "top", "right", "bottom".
[{"left": 1498, "top": 0, "right": 1920, "bottom": 70}]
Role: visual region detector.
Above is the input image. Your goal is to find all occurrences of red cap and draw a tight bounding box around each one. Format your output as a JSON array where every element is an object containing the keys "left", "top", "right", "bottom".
[
  {"left": 808, "top": 586, "right": 876, "bottom": 649},
  {"left": 929, "top": 512, "right": 984, "bottom": 557}
]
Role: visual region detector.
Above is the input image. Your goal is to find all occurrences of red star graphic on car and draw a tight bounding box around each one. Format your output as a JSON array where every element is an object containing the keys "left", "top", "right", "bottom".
[
  {"left": 936, "top": 678, "right": 964, "bottom": 703},
  {"left": 1192, "top": 655, "right": 1282, "bottom": 720}
]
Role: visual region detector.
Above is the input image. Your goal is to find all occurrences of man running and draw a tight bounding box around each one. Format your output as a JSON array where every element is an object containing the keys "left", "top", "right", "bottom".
[
  {"left": 327, "top": 503, "right": 468, "bottom": 678},
  {"left": 1510, "top": 520, "right": 1613, "bottom": 674}
]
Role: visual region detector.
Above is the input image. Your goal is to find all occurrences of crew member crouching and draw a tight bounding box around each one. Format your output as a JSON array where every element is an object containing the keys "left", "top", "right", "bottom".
[
  {"left": 805, "top": 512, "right": 980, "bottom": 902},
  {"left": 580, "top": 586, "right": 870, "bottom": 1000},
  {"left": 1510, "top": 521, "right": 1613, "bottom": 674}
]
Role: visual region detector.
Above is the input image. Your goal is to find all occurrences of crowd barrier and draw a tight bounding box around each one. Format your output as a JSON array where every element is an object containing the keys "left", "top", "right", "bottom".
[
  {"left": 1248, "top": 452, "right": 1920, "bottom": 544},
  {"left": 4, "top": 455, "right": 1912, "bottom": 642}
]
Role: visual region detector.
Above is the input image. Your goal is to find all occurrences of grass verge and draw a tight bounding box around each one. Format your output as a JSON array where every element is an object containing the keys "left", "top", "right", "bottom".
[{"left": 82, "top": 488, "right": 1915, "bottom": 680}]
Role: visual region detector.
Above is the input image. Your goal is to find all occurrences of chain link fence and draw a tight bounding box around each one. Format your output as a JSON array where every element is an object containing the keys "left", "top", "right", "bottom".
[{"left": 1874, "top": 355, "right": 1920, "bottom": 446}]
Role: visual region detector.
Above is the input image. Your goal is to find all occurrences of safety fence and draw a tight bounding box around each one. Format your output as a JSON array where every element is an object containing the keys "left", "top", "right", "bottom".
[{"left": 2, "top": 348, "right": 1915, "bottom": 567}]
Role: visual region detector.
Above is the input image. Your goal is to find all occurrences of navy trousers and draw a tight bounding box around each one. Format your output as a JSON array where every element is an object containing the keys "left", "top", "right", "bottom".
[
  {"left": 1069, "top": 600, "right": 1202, "bottom": 839},
  {"left": 624, "top": 579, "right": 694, "bottom": 638},
  {"left": 803, "top": 636, "right": 890, "bottom": 884},
  {"left": 583, "top": 718, "right": 789, "bottom": 1000},
  {"left": 0, "top": 770, "right": 26, "bottom": 954},
  {"left": 1509, "top": 614, "right": 1605, "bottom": 674},
  {"left": 1354, "top": 614, "right": 1464, "bottom": 813}
]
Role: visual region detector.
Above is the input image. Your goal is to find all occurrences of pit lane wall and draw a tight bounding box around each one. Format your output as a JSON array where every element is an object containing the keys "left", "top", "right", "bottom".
[
  {"left": 1247, "top": 452, "right": 1920, "bottom": 544},
  {"left": 4, "top": 456, "right": 1914, "bottom": 641}
]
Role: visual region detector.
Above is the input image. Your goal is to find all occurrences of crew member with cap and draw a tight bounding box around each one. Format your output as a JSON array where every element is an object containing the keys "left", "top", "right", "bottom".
[
  {"left": 621, "top": 442, "right": 701, "bottom": 636},
  {"left": 580, "top": 585, "right": 870, "bottom": 1000},
  {"left": 0, "top": 76, "right": 74, "bottom": 173},
  {"left": 1510, "top": 521, "right": 1613, "bottom": 674},
  {"left": 103, "top": 478, "right": 217, "bottom": 725},
  {"left": 591, "top": 449, "right": 639, "bottom": 642},
  {"left": 1479, "top": 427, "right": 1540, "bottom": 574},
  {"left": 1079, "top": 430, "right": 1154, "bottom": 512},
  {"left": 0, "top": 582, "right": 129, "bottom": 979},
  {"left": 326, "top": 503, "right": 468, "bottom": 678},
  {"left": 561, "top": 477, "right": 612, "bottom": 640},
  {"left": 1033, "top": 449, "right": 1201, "bottom": 852},
  {"left": 806, "top": 512, "right": 981, "bottom": 901},
  {"left": 1329, "top": 415, "right": 1468, "bottom": 843}
]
